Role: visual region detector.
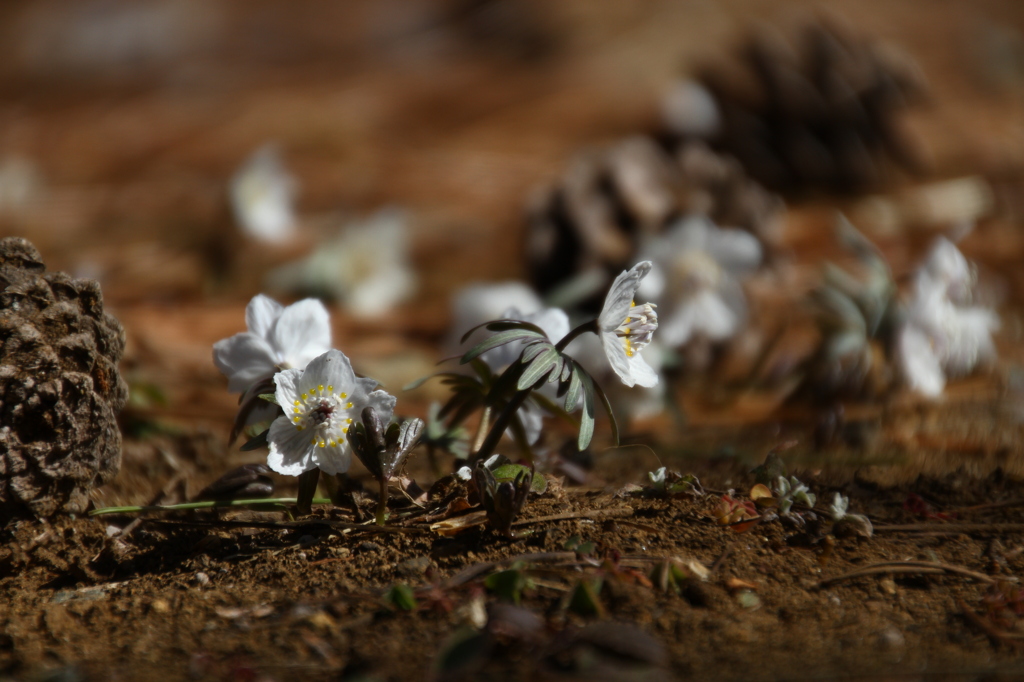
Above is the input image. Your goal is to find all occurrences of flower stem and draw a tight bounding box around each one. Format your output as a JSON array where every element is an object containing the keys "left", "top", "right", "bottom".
[
  {"left": 555, "top": 319, "right": 598, "bottom": 352},
  {"left": 89, "top": 498, "right": 332, "bottom": 516},
  {"left": 472, "top": 388, "right": 532, "bottom": 463},
  {"left": 376, "top": 477, "right": 388, "bottom": 526},
  {"left": 471, "top": 405, "right": 492, "bottom": 453}
]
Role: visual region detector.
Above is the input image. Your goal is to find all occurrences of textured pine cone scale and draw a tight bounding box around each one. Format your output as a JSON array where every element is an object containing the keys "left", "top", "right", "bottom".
[{"left": 0, "top": 237, "right": 128, "bottom": 524}]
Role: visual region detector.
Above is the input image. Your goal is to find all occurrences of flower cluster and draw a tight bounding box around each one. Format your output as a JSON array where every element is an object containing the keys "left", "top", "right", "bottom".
[
  {"left": 896, "top": 238, "right": 999, "bottom": 397},
  {"left": 214, "top": 263, "right": 660, "bottom": 513}
]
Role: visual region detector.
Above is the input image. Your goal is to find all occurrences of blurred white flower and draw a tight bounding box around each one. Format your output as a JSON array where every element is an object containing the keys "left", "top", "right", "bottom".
[
  {"left": 638, "top": 215, "right": 761, "bottom": 348},
  {"left": 661, "top": 79, "right": 721, "bottom": 138},
  {"left": 598, "top": 261, "right": 659, "bottom": 388},
  {"left": 448, "top": 281, "right": 544, "bottom": 353},
  {"left": 0, "top": 156, "right": 42, "bottom": 213},
  {"left": 266, "top": 208, "right": 416, "bottom": 318},
  {"left": 897, "top": 238, "right": 999, "bottom": 397},
  {"left": 267, "top": 350, "right": 395, "bottom": 477},
  {"left": 230, "top": 145, "right": 297, "bottom": 244},
  {"left": 213, "top": 294, "right": 331, "bottom": 395}
]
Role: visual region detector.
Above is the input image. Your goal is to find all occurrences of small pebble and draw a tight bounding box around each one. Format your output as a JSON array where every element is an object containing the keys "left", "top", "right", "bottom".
[
  {"left": 359, "top": 542, "right": 382, "bottom": 552},
  {"left": 194, "top": 572, "right": 210, "bottom": 587}
]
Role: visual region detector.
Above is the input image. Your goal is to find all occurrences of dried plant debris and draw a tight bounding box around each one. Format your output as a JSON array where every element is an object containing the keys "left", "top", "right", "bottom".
[
  {"left": 0, "top": 237, "right": 128, "bottom": 523},
  {"left": 680, "top": 18, "right": 927, "bottom": 194},
  {"left": 524, "top": 135, "right": 782, "bottom": 310}
]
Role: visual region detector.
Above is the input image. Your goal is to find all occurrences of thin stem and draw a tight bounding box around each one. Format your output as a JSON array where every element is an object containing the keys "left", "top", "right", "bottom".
[
  {"left": 89, "top": 498, "right": 332, "bottom": 516},
  {"left": 376, "top": 477, "right": 388, "bottom": 526},
  {"left": 472, "top": 405, "right": 492, "bottom": 453},
  {"left": 555, "top": 319, "right": 599, "bottom": 352},
  {"left": 473, "top": 389, "right": 532, "bottom": 463}
]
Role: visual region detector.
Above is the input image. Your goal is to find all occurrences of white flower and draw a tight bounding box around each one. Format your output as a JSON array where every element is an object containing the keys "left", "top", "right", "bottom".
[
  {"left": 230, "top": 145, "right": 298, "bottom": 244},
  {"left": 638, "top": 215, "right": 761, "bottom": 348},
  {"left": 213, "top": 294, "right": 331, "bottom": 394},
  {"left": 265, "top": 208, "right": 416, "bottom": 317},
  {"left": 448, "top": 281, "right": 544, "bottom": 354},
  {"left": 897, "top": 238, "right": 999, "bottom": 397},
  {"left": 267, "top": 350, "right": 396, "bottom": 476},
  {"left": 598, "top": 261, "right": 659, "bottom": 388}
]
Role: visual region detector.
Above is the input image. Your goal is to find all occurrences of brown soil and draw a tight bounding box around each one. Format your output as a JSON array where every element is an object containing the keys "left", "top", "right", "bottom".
[
  {"left": 4, "top": 1, "right": 1024, "bottom": 680},
  {"left": 4, "top": 455, "right": 1024, "bottom": 682}
]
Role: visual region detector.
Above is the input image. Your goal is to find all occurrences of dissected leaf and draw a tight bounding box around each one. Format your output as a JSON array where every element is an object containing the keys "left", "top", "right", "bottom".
[
  {"left": 517, "top": 346, "right": 560, "bottom": 390},
  {"left": 240, "top": 429, "right": 269, "bottom": 452},
  {"left": 461, "top": 329, "right": 545, "bottom": 364}
]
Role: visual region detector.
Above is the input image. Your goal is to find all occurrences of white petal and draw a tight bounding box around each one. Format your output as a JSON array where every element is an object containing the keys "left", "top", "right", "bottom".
[
  {"left": 312, "top": 442, "right": 352, "bottom": 476},
  {"left": 299, "top": 350, "right": 356, "bottom": 397},
  {"left": 270, "top": 298, "right": 332, "bottom": 369},
  {"left": 508, "top": 400, "right": 544, "bottom": 445},
  {"left": 601, "top": 331, "right": 636, "bottom": 387},
  {"left": 704, "top": 227, "right": 763, "bottom": 277},
  {"left": 942, "top": 306, "right": 999, "bottom": 377},
  {"left": 659, "top": 302, "right": 698, "bottom": 347},
  {"left": 267, "top": 416, "right": 316, "bottom": 476},
  {"left": 364, "top": 390, "right": 398, "bottom": 424},
  {"left": 212, "top": 333, "right": 278, "bottom": 393},
  {"left": 449, "top": 281, "right": 543, "bottom": 353},
  {"left": 599, "top": 261, "right": 652, "bottom": 331},
  {"left": 689, "top": 290, "right": 740, "bottom": 341},
  {"left": 626, "top": 351, "right": 659, "bottom": 388},
  {"left": 246, "top": 294, "right": 283, "bottom": 339},
  {"left": 349, "top": 269, "right": 415, "bottom": 318},
  {"left": 897, "top": 325, "right": 945, "bottom": 397},
  {"left": 273, "top": 367, "right": 303, "bottom": 406}
]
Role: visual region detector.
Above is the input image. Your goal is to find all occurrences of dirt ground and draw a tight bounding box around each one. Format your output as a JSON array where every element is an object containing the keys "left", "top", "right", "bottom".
[{"left": 5, "top": 1, "right": 1024, "bottom": 680}]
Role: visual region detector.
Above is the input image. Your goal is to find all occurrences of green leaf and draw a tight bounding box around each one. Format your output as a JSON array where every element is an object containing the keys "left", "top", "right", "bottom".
[
  {"left": 563, "top": 365, "right": 583, "bottom": 413},
  {"left": 433, "top": 627, "right": 491, "bottom": 676},
  {"left": 576, "top": 370, "right": 597, "bottom": 451},
  {"left": 468, "top": 358, "right": 494, "bottom": 385},
  {"left": 490, "top": 463, "right": 547, "bottom": 494},
  {"left": 404, "top": 371, "right": 476, "bottom": 392},
  {"left": 258, "top": 393, "right": 279, "bottom": 405},
  {"left": 461, "top": 329, "right": 544, "bottom": 364},
  {"left": 459, "top": 318, "right": 547, "bottom": 344},
  {"left": 520, "top": 340, "right": 551, "bottom": 364},
  {"left": 240, "top": 429, "right": 269, "bottom": 451},
  {"left": 517, "top": 347, "right": 559, "bottom": 390},
  {"left": 384, "top": 584, "right": 418, "bottom": 611},
  {"left": 568, "top": 577, "right": 605, "bottom": 618},
  {"left": 484, "top": 566, "right": 528, "bottom": 605}
]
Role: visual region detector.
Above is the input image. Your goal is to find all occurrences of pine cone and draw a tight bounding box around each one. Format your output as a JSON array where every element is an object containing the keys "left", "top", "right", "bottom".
[
  {"left": 0, "top": 237, "right": 128, "bottom": 523},
  {"left": 525, "top": 136, "right": 782, "bottom": 308},
  {"left": 687, "top": 19, "right": 926, "bottom": 194}
]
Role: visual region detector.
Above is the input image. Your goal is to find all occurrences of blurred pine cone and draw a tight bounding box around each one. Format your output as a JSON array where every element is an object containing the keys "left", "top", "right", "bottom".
[
  {"left": 0, "top": 237, "right": 128, "bottom": 523},
  {"left": 682, "top": 19, "right": 927, "bottom": 194},
  {"left": 524, "top": 136, "right": 782, "bottom": 309}
]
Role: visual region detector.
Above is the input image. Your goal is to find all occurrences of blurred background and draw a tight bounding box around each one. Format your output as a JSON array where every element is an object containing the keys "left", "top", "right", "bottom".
[{"left": 3, "top": 0, "right": 1024, "bottom": 502}]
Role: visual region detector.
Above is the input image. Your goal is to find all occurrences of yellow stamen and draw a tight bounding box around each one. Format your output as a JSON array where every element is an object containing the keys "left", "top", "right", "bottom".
[
  {"left": 327, "top": 385, "right": 333, "bottom": 392},
  {"left": 318, "top": 384, "right": 324, "bottom": 393},
  {"left": 319, "top": 441, "right": 326, "bottom": 448},
  {"left": 293, "top": 400, "right": 300, "bottom": 406},
  {"left": 346, "top": 401, "right": 353, "bottom": 409},
  {"left": 340, "top": 392, "right": 348, "bottom": 399},
  {"left": 301, "top": 393, "right": 308, "bottom": 400}
]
